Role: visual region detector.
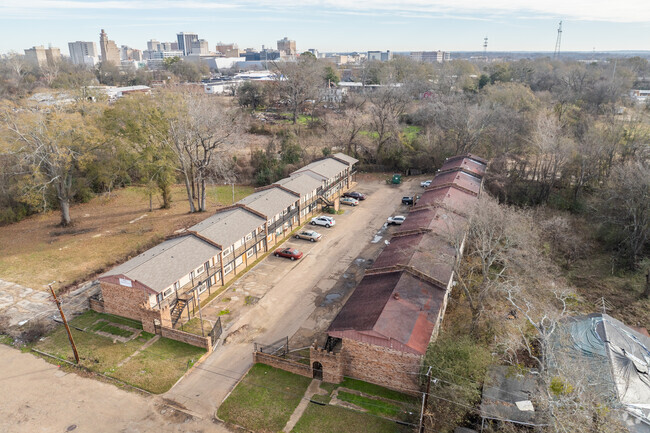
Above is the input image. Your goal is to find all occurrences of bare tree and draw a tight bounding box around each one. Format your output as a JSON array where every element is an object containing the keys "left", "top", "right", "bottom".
[
  {"left": 168, "top": 93, "right": 241, "bottom": 212},
  {"left": 597, "top": 160, "right": 650, "bottom": 270},
  {"left": 272, "top": 57, "right": 324, "bottom": 124},
  {"left": 1, "top": 107, "right": 96, "bottom": 226},
  {"left": 447, "top": 194, "right": 537, "bottom": 333},
  {"left": 367, "top": 86, "right": 410, "bottom": 159}
]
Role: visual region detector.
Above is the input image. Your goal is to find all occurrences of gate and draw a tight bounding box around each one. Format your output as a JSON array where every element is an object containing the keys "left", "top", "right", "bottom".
[
  {"left": 254, "top": 336, "right": 289, "bottom": 357},
  {"left": 209, "top": 317, "right": 222, "bottom": 346}
]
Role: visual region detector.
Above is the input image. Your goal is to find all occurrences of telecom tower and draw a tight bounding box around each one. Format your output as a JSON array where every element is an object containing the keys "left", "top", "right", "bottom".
[
  {"left": 483, "top": 36, "right": 488, "bottom": 60},
  {"left": 553, "top": 21, "right": 562, "bottom": 58}
]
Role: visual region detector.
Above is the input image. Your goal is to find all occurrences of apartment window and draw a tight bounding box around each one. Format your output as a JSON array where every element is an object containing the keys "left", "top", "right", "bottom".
[
  {"left": 246, "top": 248, "right": 255, "bottom": 258},
  {"left": 163, "top": 288, "right": 173, "bottom": 298},
  {"left": 267, "top": 234, "right": 273, "bottom": 242},
  {"left": 198, "top": 283, "right": 207, "bottom": 294},
  {"left": 214, "top": 272, "right": 220, "bottom": 282},
  {"left": 196, "top": 265, "right": 204, "bottom": 275},
  {"left": 276, "top": 227, "right": 282, "bottom": 235},
  {"left": 268, "top": 217, "right": 274, "bottom": 225},
  {"left": 245, "top": 232, "right": 253, "bottom": 241},
  {"left": 223, "top": 247, "right": 232, "bottom": 257},
  {"left": 224, "top": 263, "right": 233, "bottom": 274},
  {"left": 235, "top": 256, "right": 243, "bottom": 266}
]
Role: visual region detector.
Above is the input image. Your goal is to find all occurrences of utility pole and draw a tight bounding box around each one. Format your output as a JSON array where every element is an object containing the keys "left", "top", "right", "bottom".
[
  {"left": 48, "top": 283, "right": 79, "bottom": 364},
  {"left": 419, "top": 366, "right": 432, "bottom": 433},
  {"left": 483, "top": 36, "right": 488, "bottom": 61},
  {"left": 553, "top": 21, "right": 563, "bottom": 58}
]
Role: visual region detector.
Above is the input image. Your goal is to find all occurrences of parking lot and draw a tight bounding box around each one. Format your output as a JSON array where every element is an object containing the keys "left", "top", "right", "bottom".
[{"left": 165, "top": 175, "right": 421, "bottom": 417}]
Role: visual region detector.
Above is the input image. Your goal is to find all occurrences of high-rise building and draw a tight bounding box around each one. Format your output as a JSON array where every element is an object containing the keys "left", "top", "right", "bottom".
[
  {"left": 216, "top": 43, "right": 240, "bottom": 57},
  {"left": 177, "top": 32, "right": 199, "bottom": 56},
  {"left": 147, "top": 39, "right": 160, "bottom": 52},
  {"left": 367, "top": 50, "right": 392, "bottom": 62},
  {"left": 410, "top": 50, "right": 450, "bottom": 63},
  {"left": 190, "top": 39, "right": 209, "bottom": 55},
  {"left": 68, "top": 41, "right": 98, "bottom": 66},
  {"left": 24, "top": 45, "right": 61, "bottom": 68},
  {"left": 99, "top": 29, "right": 121, "bottom": 65},
  {"left": 277, "top": 37, "right": 296, "bottom": 56},
  {"left": 24, "top": 46, "right": 47, "bottom": 67}
]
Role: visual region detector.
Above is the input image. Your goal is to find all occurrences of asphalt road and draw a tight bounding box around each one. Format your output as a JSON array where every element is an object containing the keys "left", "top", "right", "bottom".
[{"left": 164, "top": 177, "right": 414, "bottom": 418}]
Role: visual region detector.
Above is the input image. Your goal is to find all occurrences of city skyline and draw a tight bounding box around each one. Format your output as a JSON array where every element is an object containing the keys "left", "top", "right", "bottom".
[{"left": 1, "top": 0, "right": 649, "bottom": 55}]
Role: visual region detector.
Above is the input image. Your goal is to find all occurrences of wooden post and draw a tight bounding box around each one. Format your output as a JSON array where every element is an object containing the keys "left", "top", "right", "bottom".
[
  {"left": 48, "top": 283, "right": 79, "bottom": 364},
  {"left": 419, "top": 366, "right": 432, "bottom": 433}
]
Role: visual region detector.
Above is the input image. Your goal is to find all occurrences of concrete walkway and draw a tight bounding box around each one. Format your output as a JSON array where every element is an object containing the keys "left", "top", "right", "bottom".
[
  {"left": 116, "top": 334, "right": 161, "bottom": 367},
  {"left": 283, "top": 379, "right": 325, "bottom": 432},
  {"left": 0, "top": 279, "right": 100, "bottom": 328}
]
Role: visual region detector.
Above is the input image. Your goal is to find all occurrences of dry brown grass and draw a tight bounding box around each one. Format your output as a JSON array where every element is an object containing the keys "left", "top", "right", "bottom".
[{"left": 0, "top": 184, "right": 253, "bottom": 291}]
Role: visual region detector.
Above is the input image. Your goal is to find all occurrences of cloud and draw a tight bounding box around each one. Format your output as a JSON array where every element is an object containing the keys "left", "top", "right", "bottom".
[{"left": 1, "top": 0, "right": 648, "bottom": 22}]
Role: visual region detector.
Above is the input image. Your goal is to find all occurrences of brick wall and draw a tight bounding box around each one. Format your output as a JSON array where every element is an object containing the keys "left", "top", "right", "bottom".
[
  {"left": 340, "top": 338, "right": 421, "bottom": 395},
  {"left": 253, "top": 352, "right": 312, "bottom": 378},
  {"left": 160, "top": 326, "right": 212, "bottom": 351},
  {"left": 139, "top": 303, "right": 171, "bottom": 333},
  {"left": 100, "top": 281, "right": 149, "bottom": 322},
  {"left": 89, "top": 298, "right": 105, "bottom": 313},
  {"left": 310, "top": 345, "right": 343, "bottom": 383}
]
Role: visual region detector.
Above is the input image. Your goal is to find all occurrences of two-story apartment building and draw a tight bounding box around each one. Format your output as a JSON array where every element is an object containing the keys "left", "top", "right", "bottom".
[{"left": 94, "top": 153, "right": 358, "bottom": 332}]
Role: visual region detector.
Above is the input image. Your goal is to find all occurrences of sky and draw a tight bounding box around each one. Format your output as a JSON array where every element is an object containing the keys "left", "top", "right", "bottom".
[{"left": 0, "top": 0, "right": 649, "bottom": 55}]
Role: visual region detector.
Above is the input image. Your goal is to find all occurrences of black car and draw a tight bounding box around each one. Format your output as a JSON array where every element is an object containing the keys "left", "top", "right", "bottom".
[
  {"left": 402, "top": 195, "right": 420, "bottom": 205},
  {"left": 343, "top": 191, "right": 366, "bottom": 200}
]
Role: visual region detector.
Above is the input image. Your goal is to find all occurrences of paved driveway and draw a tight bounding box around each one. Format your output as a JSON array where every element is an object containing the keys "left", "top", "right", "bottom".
[{"left": 165, "top": 177, "right": 416, "bottom": 417}]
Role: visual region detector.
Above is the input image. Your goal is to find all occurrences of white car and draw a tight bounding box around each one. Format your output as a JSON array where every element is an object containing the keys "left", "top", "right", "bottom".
[
  {"left": 387, "top": 215, "right": 406, "bottom": 225},
  {"left": 311, "top": 216, "right": 336, "bottom": 228},
  {"left": 420, "top": 180, "right": 432, "bottom": 187}
]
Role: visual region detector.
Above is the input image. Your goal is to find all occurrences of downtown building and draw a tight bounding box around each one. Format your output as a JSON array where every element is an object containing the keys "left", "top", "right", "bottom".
[
  {"left": 68, "top": 41, "right": 99, "bottom": 66},
  {"left": 99, "top": 29, "right": 120, "bottom": 65}
]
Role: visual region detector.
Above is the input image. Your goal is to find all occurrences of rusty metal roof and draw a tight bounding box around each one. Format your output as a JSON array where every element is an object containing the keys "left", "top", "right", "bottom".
[
  {"left": 328, "top": 154, "right": 485, "bottom": 356},
  {"left": 440, "top": 156, "right": 487, "bottom": 177},
  {"left": 328, "top": 270, "right": 446, "bottom": 355},
  {"left": 429, "top": 170, "right": 482, "bottom": 195}
]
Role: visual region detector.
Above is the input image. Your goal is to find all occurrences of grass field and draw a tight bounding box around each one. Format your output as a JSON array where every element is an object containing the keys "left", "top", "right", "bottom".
[
  {"left": 218, "top": 363, "right": 419, "bottom": 433},
  {"left": 0, "top": 184, "right": 253, "bottom": 291},
  {"left": 33, "top": 311, "right": 205, "bottom": 393},
  {"left": 218, "top": 363, "right": 312, "bottom": 431},
  {"left": 110, "top": 337, "right": 206, "bottom": 394},
  {"left": 291, "top": 403, "right": 413, "bottom": 433}
]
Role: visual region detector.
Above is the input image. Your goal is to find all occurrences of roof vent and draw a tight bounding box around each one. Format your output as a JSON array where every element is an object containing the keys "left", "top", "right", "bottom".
[{"left": 394, "top": 293, "right": 400, "bottom": 300}]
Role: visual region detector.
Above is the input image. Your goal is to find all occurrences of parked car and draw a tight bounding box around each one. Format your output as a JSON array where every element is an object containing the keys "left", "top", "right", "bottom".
[
  {"left": 402, "top": 196, "right": 419, "bottom": 205},
  {"left": 274, "top": 247, "right": 303, "bottom": 260},
  {"left": 340, "top": 197, "right": 359, "bottom": 206},
  {"left": 343, "top": 191, "right": 366, "bottom": 200},
  {"left": 295, "top": 230, "right": 322, "bottom": 242},
  {"left": 420, "top": 180, "right": 432, "bottom": 187},
  {"left": 311, "top": 216, "right": 336, "bottom": 228},
  {"left": 387, "top": 215, "right": 406, "bottom": 225}
]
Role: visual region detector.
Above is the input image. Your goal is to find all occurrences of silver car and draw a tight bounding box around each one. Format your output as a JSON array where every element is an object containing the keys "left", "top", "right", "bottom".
[{"left": 295, "top": 230, "right": 322, "bottom": 242}]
